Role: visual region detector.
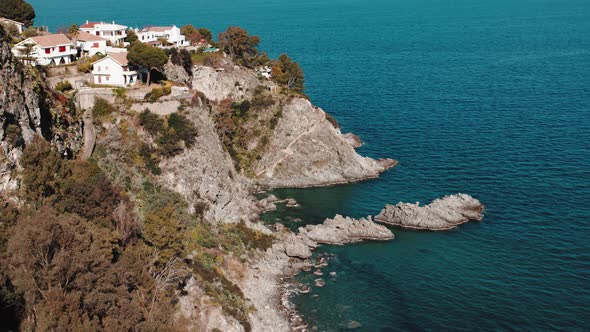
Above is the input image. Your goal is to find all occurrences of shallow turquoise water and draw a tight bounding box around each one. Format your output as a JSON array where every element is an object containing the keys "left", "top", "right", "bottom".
[{"left": 31, "top": 0, "right": 590, "bottom": 330}]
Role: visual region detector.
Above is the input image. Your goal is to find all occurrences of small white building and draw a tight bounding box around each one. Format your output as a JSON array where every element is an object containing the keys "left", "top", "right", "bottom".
[
  {"left": 12, "top": 34, "right": 76, "bottom": 66},
  {"left": 76, "top": 31, "right": 108, "bottom": 56},
  {"left": 141, "top": 25, "right": 186, "bottom": 47},
  {"left": 0, "top": 17, "right": 25, "bottom": 34},
  {"left": 91, "top": 52, "right": 138, "bottom": 87},
  {"left": 80, "top": 20, "right": 127, "bottom": 45},
  {"left": 257, "top": 66, "right": 272, "bottom": 79}
]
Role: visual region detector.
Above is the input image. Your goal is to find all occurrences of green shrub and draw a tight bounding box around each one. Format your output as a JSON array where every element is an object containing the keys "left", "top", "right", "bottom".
[
  {"left": 251, "top": 93, "right": 275, "bottom": 110},
  {"left": 145, "top": 87, "right": 164, "bottom": 102},
  {"left": 231, "top": 100, "right": 251, "bottom": 118},
  {"left": 168, "top": 113, "right": 198, "bottom": 147},
  {"left": 92, "top": 97, "right": 116, "bottom": 121},
  {"left": 112, "top": 87, "right": 126, "bottom": 99},
  {"left": 55, "top": 80, "right": 73, "bottom": 92},
  {"left": 139, "top": 109, "right": 164, "bottom": 136},
  {"left": 158, "top": 131, "right": 183, "bottom": 157},
  {"left": 139, "top": 143, "right": 161, "bottom": 175}
]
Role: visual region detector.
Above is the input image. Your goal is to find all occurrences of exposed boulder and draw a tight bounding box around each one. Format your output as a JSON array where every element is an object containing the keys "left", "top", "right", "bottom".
[
  {"left": 375, "top": 193, "right": 484, "bottom": 231},
  {"left": 164, "top": 61, "right": 191, "bottom": 85},
  {"left": 299, "top": 214, "right": 394, "bottom": 245}
]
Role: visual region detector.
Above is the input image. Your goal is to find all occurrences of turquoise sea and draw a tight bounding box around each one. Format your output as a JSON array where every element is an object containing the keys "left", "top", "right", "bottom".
[{"left": 31, "top": 0, "right": 590, "bottom": 330}]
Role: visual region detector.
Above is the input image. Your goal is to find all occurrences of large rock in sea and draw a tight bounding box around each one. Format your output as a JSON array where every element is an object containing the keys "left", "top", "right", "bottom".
[
  {"left": 300, "top": 215, "right": 394, "bottom": 245},
  {"left": 375, "top": 194, "right": 484, "bottom": 231}
]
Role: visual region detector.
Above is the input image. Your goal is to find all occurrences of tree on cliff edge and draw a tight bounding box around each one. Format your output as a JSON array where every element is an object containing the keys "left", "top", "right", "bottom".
[
  {"left": 272, "top": 53, "right": 305, "bottom": 93},
  {"left": 0, "top": 0, "right": 36, "bottom": 27},
  {"left": 218, "top": 26, "right": 260, "bottom": 67},
  {"left": 127, "top": 42, "right": 168, "bottom": 85}
]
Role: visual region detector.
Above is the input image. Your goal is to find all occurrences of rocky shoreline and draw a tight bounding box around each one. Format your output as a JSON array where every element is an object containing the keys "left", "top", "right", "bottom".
[{"left": 248, "top": 193, "right": 485, "bottom": 331}]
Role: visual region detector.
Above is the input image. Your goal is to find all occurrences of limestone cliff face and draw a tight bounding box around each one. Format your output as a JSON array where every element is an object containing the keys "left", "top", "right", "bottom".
[
  {"left": 189, "top": 63, "right": 395, "bottom": 189},
  {"left": 0, "top": 28, "right": 82, "bottom": 191},
  {"left": 191, "top": 64, "right": 262, "bottom": 102},
  {"left": 253, "top": 98, "right": 396, "bottom": 188},
  {"left": 159, "top": 102, "right": 259, "bottom": 223}
]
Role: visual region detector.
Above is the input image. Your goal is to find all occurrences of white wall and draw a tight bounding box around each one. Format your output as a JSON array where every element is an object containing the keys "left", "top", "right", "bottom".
[
  {"left": 78, "top": 40, "right": 108, "bottom": 56},
  {"left": 92, "top": 57, "right": 125, "bottom": 86},
  {"left": 91, "top": 57, "right": 138, "bottom": 87},
  {"left": 12, "top": 42, "right": 76, "bottom": 66}
]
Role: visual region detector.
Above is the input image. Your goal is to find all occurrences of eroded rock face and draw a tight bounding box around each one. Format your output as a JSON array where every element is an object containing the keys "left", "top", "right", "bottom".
[
  {"left": 164, "top": 61, "right": 191, "bottom": 85},
  {"left": 300, "top": 214, "right": 394, "bottom": 245},
  {"left": 0, "top": 29, "right": 82, "bottom": 192},
  {"left": 375, "top": 194, "right": 484, "bottom": 231},
  {"left": 159, "top": 105, "right": 259, "bottom": 223},
  {"left": 253, "top": 98, "right": 397, "bottom": 188},
  {"left": 192, "top": 65, "right": 260, "bottom": 102}
]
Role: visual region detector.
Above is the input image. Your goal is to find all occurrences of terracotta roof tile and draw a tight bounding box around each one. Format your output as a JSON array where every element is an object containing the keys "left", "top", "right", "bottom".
[
  {"left": 108, "top": 52, "right": 129, "bottom": 66},
  {"left": 76, "top": 31, "right": 108, "bottom": 42},
  {"left": 30, "top": 34, "right": 72, "bottom": 48},
  {"left": 80, "top": 21, "right": 100, "bottom": 29}
]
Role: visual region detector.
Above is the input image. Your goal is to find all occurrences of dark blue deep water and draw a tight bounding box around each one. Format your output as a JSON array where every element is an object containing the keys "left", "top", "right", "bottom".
[{"left": 31, "top": 0, "right": 590, "bottom": 330}]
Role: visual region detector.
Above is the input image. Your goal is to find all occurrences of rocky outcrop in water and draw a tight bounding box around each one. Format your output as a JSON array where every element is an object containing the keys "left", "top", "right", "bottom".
[
  {"left": 252, "top": 98, "right": 397, "bottom": 188},
  {"left": 375, "top": 193, "right": 484, "bottom": 230},
  {"left": 300, "top": 214, "right": 394, "bottom": 245}
]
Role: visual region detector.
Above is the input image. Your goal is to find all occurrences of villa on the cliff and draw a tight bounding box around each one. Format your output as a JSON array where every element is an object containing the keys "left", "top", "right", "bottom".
[
  {"left": 0, "top": 17, "right": 25, "bottom": 34},
  {"left": 91, "top": 51, "right": 138, "bottom": 87},
  {"left": 12, "top": 34, "right": 76, "bottom": 66},
  {"left": 140, "top": 25, "right": 187, "bottom": 47},
  {"left": 80, "top": 20, "right": 127, "bottom": 45},
  {"left": 76, "top": 31, "right": 109, "bottom": 56}
]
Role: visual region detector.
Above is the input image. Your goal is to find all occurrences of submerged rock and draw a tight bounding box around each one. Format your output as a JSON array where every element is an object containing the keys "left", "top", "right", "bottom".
[
  {"left": 314, "top": 278, "right": 326, "bottom": 287},
  {"left": 375, "top": 193, "right": 484, "bottom": 231},
  {"left": 300, "top": 215, "right": 394, "bottom": 245}
]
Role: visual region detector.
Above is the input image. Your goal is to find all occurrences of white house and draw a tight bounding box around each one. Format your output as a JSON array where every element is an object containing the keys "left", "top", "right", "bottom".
[
  {"left": 135, "top": 29, "right": 160, "bottom": 47},
  {"left": 91, "top": 52, "right": 138, "bottom": 87},
  {"left": 80, "top": 20, "right": 127, "bottom": 45},
  {"left": 141, "top": 26, "right": 186, "bottom": 47},
  {"left": 12, "top": 34, "right": 76, "bottom": 66},
  {"left": 0, "top": 17, "right": 25, "bottom": 34},
  {"left": 76, "top": 31, "right": 108, "bottom": 56}
]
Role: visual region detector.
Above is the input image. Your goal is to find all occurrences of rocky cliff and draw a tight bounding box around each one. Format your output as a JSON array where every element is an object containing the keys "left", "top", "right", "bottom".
[
  {"left": 188, "top": 63, "right": 396, "bottom": 189},
  {"left": 158, "top": 101, "right": 260, "bottom": 223},
  {"left": 0, "top": 27, "right": 82, "bottom": 192}
]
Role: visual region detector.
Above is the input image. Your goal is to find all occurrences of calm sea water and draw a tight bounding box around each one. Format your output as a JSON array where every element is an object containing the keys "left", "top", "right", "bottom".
[{"left": 31, "top": 0, "right": 590, "bottom": 330}]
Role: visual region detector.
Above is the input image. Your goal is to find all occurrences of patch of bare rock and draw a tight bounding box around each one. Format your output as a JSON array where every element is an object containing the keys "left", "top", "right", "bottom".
[
  {"left": 375, "top": 193, "right": 484, "bottom": 231},
  {"left": 299, "top": 215, "right": 394, "bottom": 245}
]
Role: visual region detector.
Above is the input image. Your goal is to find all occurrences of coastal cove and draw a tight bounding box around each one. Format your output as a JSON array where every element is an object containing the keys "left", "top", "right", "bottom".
[{"left": 29, "top": 0, "right": 590, "bottom": 331}]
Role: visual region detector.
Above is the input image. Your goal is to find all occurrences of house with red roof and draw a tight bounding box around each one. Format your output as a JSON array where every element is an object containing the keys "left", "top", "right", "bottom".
[
  {"left": 91, "top": 52, "right": 138, "bottom": 87},
  {"left": 76, "top": 31, "right": 109, "bottom": 56},
  {"left": 12, "top": 34, "right": 76, "bottom": 66},
  {"left": 80, "top": 20, "right": 127, "bottom": 45}
]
